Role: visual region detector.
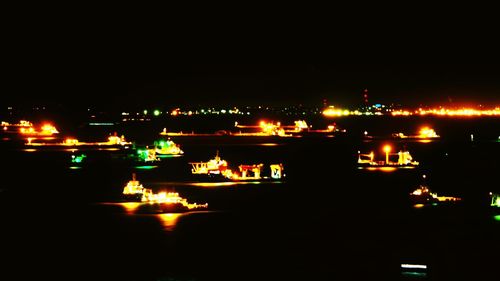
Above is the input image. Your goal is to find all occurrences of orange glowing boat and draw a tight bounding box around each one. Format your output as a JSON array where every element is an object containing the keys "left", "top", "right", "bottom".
[
  {"left": 2, "top": 121, "right": 59, "bottom": 137},
  {"left": 139, "top": 191, "right": 208, "bottom": 213},
  {"left": 392, "top": 127, "right": 440, "bottom": 139}
]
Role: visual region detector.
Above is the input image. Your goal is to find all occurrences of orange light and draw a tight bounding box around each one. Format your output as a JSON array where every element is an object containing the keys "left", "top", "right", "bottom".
[{"left": 383, "top": 145, "right": 391, "bottom": 153}]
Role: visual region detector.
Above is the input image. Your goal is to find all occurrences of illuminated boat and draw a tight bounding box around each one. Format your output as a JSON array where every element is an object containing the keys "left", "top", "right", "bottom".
[
  {"left": 190, "top": 152, "right": 284, "bottom": 181},
  {"left": 190, "top": 151, "right": 228, "bottom": 176},
  {"left": 154, "top": 139, "right": 183, "bottom": 156},
  {"left": 410, "top": 185, "right": 461, "bottom": 205},
  {"left": 135, "top": 147, "right": 160, "bottom": 163},
  {"left": 233, "top": 121, "right": 290, "bottom": 136},
  {"left": 139, "top": 191, "right": 208, "bottom": 213},
  {"left": 358, "top": 145, "right": 419, "bottom": 167},
  {"left": 286, "top": 121, "right": 347, "bottom": 136},
  {"left": 2, "top": 121, "right": 59, "bottom": 137},
  {"left": 392, "top": 127, "right": 440, "bottom": 139},
  {"left": 219, "top": 163, "right": 285, "bottom": 181},
  {"left": 27, "top": 135, "right": 132, "bottom": 149},
  {"left": 122, "top": 173, "right": 151, "bottom": 202}
]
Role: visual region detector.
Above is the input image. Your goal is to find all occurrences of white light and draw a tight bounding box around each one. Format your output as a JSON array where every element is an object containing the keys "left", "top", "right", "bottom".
[{"left": 401, "top": 264, "right": 427, "bottom": 269}]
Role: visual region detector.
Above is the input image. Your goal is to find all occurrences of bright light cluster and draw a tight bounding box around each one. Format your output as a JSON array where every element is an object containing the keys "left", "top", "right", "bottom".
[
  {"left": 392, "top": 107, "right": 500, "bottom": 117},
  {"left": 142, "top": 191, "right": 208, "bottom": 210},
  {"left": 322, "top": 106, "right": 351, "bottom": 117},
  {"left": 418, "top": 127, "right": 439, "bottom": 138}
]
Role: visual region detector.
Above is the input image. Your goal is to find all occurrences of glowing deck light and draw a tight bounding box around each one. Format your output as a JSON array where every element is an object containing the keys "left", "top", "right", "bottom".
[
  {"left": 383, "top": 145, "right": 391, "bottom": 164},
  {"left": 154, "top": 110, "right": 161, "bottom": 116}
]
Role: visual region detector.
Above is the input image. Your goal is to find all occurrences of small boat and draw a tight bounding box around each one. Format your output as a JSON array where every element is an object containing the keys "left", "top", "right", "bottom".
[
  {"left": 154, "top": 139, "right": 183, "bottom": 156},
  {"left": 392, "top": 127, "right": 440, "bottom": 139},
  {"left": 410, "top": 185, "right": 461, "bottom": 205}
]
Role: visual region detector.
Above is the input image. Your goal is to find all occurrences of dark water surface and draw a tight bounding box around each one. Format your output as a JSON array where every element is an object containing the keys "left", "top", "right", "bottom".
[{"left": 1, "top": 117, "right": 499, "bottom": 280}]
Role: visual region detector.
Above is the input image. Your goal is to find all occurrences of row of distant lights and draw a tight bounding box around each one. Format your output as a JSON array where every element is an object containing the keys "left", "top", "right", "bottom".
[
  {"left": 122, "top": 109, "right": 251, "bottom": 117},
  {"left": 391, "top": 108, "right": 500, "bottom": 116},
  {"left": 323, "top": 106, "right": 500, "bottom": 117}
]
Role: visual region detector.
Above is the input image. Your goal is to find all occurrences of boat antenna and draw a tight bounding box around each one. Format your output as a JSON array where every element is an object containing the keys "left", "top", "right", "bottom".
[{"left": 132, "top": 172, "right": 136, "bottom": 181}]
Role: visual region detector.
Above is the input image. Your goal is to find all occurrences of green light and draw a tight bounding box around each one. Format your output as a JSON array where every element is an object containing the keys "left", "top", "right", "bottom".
[
  {"left": 154, "top": 110, "right": 160, "bottom": 116},
  {"left": 494, "top": 215, "right": 500, "bottom": 221},
  {"left": 143, "top": 110, "right": 148, "bottom": 114},
  {"left": 159, "top": 141, "right": 165, "bottom": 147},
  {"left": 491, "top": 194, "right": 500, "bottom": 207},
  {"left": 71, "top": 154, "right": 86, "bottom": 163},
  {"left": 135, "top": 165, "right": 157, "bottom": 170},
  {"left": 401, "top": 272, "right": 427, "bottom": 278}
]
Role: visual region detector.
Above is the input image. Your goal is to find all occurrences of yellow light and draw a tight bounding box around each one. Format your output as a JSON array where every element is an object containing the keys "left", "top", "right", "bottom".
[
  {"left": 65, "top": 138, "right": 78, "bottom": 145},
  {"left": 157, "top": 213, "right": 183, "bottom": 231},
  {"left": 383, "top": 145, "right": 391, "bottom": 153}
]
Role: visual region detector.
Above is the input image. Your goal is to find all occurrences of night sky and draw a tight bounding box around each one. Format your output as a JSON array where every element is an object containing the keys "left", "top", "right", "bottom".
[{"left": 5, "top": 63, "right": 500, "bottom": 109}]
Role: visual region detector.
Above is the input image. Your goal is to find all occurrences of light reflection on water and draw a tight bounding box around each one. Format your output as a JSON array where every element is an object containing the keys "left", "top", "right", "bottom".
[
  {"left": 258, "top": 143, "right": 280, "bottom": 146},
  {"left": 156, "top": 213, "right": 183, "bottom": 231},
  {"left": 134, "top": 165, "right": 158, "bottom": 170},
  {"left": 119, "top": 202, "right": 142, "bottom": 214},
  {"left": 358, "top": 167, "right": 398, "bottom": 172},
  {"left": 157, "top": 154, "right": 183, "bottom": 158},
  {"left": 148, "top": 181, "right": 283, "bottom": 188},
  {"left": 99, "top": 203, "right": 216, "bottom": 231}
]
